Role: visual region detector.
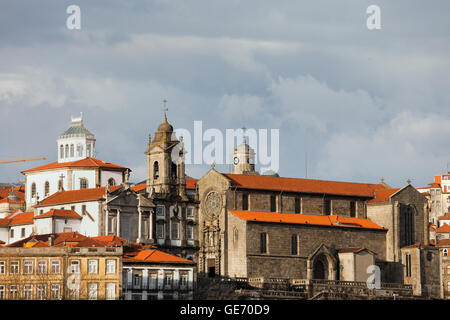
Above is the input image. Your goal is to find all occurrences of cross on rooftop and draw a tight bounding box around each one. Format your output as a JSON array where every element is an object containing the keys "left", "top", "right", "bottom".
[{"left": 238, "top": 126, "right": 247, "bottom": 144}]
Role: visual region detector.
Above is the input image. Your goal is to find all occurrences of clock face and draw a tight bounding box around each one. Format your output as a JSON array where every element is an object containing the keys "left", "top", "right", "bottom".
[
  {"left": 233, "top": 157, "right": 239, "bottom": 165},
  {"left": 203, "top": 191, "right": 222, "bottom": 221}
]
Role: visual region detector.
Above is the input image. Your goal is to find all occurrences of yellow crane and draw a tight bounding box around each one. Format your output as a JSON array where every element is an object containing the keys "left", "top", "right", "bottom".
[{"left": 0, "top": 156, "right": 46, "bottom": 164}]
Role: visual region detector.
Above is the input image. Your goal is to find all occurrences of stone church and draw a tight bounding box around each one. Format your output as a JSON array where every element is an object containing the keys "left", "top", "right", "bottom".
[{"left": 195, "top": 136, "right": 438, "bottom": 296}]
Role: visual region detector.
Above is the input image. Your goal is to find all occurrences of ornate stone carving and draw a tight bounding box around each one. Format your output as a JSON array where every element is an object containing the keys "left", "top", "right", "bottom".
[{"left": 203, "top": 191, "right": 222, "bottom": 221}]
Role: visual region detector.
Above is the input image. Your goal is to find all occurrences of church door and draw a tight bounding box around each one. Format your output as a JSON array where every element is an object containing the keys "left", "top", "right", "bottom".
[
  {"left": 207, "top": 258, "right": 216, "bottom": 277},
  {"left": 313, "top": 256, "right": 328, "bottom": 280}
]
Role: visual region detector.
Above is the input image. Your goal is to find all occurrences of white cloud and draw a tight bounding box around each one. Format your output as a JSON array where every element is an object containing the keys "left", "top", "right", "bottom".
[
  {"left": 268, "top": 75, "right": 381, "bottom": 133},
  {"left": 0, "top": 68, "right": 67, "bottom": 108},
  {"left": 218, "top": 94, "right": 263, "bottom": 120},
  {"left": 316, "top": 112, "right": 450, "bottom": 185}
]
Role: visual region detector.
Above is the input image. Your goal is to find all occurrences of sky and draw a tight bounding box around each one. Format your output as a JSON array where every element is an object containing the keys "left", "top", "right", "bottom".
[{"left": 0, "top": 0, "right": 450, "bottom": 188}]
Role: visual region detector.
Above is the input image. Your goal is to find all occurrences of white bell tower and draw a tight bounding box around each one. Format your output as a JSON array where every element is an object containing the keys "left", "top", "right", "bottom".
[
  {"left": 232, "top": 136, "right": 256, "bottom": 175},
  {"left": 57, "top": 113, "right": 96, "bottom": 163}
]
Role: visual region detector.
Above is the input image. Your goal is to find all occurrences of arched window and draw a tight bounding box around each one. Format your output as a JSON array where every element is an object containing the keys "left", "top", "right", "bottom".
[
  {"left": 153, "top": 161, "right": 159, "bottom": 179},
  {"left": 70, "top": 144, "right": 74, "bottom": 158},
  {"left": 233, "top": 228, "right": 239, "bottom": 243},
  {"left": 77, "top": 145, "right": 83, "bottom": 157},
  {"left": 44, "top": 181, "right": 50, "bottom": 196},
  {"left": 60, "top": 145, "right": 64, "bottom": 158},
  {"left": 80, "top": 178, "right": 88, "bottom": 189},
  {"left": 171, "top": 162, "right": 177, "bottom": 179},
  {"left": 444, "top": 249, "right": 448, "bottom": 257},
  {"left": 58, "top": 180, "right": 63, "bottom": 192},
  {"left": 108, "top": 178, "right": 116, "bottom": 187},
  {"left": 65, "top": 145, "right": 69, "bottom": 158},
  {"left": 31, "top": 183, "right": 36, "bottom": 198},
  {"left": 87, "top": 144, "right": 91, "bottom": 158}
]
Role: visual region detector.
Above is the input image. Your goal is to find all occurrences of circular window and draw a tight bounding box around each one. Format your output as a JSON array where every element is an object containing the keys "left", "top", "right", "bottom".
[{"left": 203, "top": 191, "right": 222, "bottom": 221}]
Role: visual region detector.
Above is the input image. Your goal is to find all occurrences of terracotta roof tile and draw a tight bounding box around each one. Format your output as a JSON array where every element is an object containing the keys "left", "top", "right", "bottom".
[
  {"left": 7, "top": 232, "right": 93, "bottom": 247},
  {"left": 436, "top": 239, "right": 450, "bottom": 247},
  {"left": 131, "top": 184, "right": 146, "bottom": 192},
  {"left": 367, "top": 188, "right": 401, "bottom": 203},
  {"left": 34, "top": 209, "right": 82, "bottom": 220},
  {"left": 186, "top": 178, "right": 198, "bottom": 190},
  {"left": 428, "top": 182, "right": 441, "bottom": 188},
  {"left": 22, "top": 157, "right": 128, "bottom": 174},
  {"left": 436, "top": 224, "right": 450, "bottom": 233},
  {"left": 36, "top": 187, "right": 107, "bottom": 206},
  {"left": 9, "top": 212, "right": 34, "bottom": 226},
  {"left": 229, "top": 210, "right": 385, "bottom": 230},
  {"left": 93, "top": 235, "right": 129, "bottom": 246},
  {"left": 222, "top": 174, "right": 386, "bottom": 198},
  {"left": 124, "top": 249, "right": 194, "bottom": 264},
  {"left": 0, "top": 186, "right": 25, "bottom": 203},
  {"left": 438, "top": 212, "right": 450, "bottom": 220}
]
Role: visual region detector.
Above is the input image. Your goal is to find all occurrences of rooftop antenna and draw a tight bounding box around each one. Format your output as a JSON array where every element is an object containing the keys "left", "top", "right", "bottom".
[{"left": 447, "top": 162, "right": 450, "bottom": 174}]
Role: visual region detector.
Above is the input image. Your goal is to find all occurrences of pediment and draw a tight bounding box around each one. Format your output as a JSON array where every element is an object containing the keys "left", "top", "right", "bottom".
[{"left": 308, "top": 243, "right": 338, "bottom": 264}]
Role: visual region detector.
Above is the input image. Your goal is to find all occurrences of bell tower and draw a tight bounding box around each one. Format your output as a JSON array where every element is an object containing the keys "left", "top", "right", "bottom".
[
  {"left": 145, "top": 109, "right": 186, "bottom": 197},
  {"left": 232, "top": 136, "right": 256, "bottom": 175}
]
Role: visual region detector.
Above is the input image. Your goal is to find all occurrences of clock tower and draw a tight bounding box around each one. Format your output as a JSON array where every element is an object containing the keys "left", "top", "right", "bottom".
[{"left": 232, "top": 137, "right": 257, "bottom": 175}]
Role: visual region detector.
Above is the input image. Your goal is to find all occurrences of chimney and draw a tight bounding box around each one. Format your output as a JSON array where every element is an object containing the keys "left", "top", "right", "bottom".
[{"left": 48, "top": 235, "right": 55, "bottom": 246}]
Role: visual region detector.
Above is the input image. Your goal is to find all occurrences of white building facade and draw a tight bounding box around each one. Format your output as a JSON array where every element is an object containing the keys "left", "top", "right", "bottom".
[{"left": 21, "top": 115, "right": 128, "bottom": 210}]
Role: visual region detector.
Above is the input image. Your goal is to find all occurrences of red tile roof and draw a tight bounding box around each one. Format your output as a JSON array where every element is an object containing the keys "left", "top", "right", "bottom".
[
  {"left": 36, "top": 187, "right": 107, "bottom": 206},
  {"left": 131, "top": 179, "right": 197, "bottom": 192},
  {"left": 93, "top": 235, "right": 130, "bottom": 246},
  {"left": 438, "top": 213, "right": 450, "bottom": 220},
  {"left": 186, "top": 178, "right": 198, "bottom": 190},
  {"left": 0, "top": 186, "right": 25, "bottom": 203},
  {"left": 222, "top": 174, "right": 386, "bottom": 197},
  {"left": 436, "top": 224, "right": 450, "bottom": 233},
  {"left": 0, "top": 211, "right": 34, "bottom": 227},
  {"left": 131, "top": 184, "right": 146, "bottom": 192},
  {"left": 436, "top": 239, "right": 450, "bottom": 247},
  {"left": 367, "top": 188, "right": 401, "bottom": 203},
  {"left": 124, "top": 249, "right": 194, "bottom": 264},
  {"left": 21, "top": 157, "right": 128, "bottom": 174},
  {"left": 0, "top": 198, "right": 23, "bottom": 204},
  {"left": 34, "top": 209, "right": 82, "bottom": 220},
  {"left": 229, "top": 210, "right": 385, "bottom": 230},
  {"left": 7, "top": 232, "right": 106, "bottom": 247},
  {"left": 428, "top": 182, "right": 441, "bottom": 188}
]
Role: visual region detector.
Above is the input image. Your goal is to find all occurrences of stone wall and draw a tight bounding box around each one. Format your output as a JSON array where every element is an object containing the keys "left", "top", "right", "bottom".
[{"left": 226, "top": 214, "right": 387, "bottom": 279}]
